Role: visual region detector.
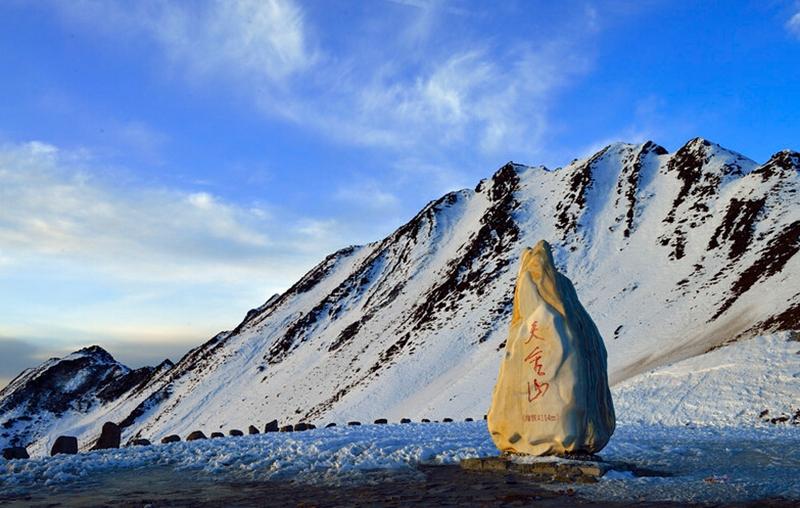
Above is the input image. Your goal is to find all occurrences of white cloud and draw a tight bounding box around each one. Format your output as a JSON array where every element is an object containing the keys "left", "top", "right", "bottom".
[
  {"left": 51, "top": 0, "right": 595, "bottom": 162},
  {"left": 788, "top": 11, "right": 800, "bottom": 38},
  {"left": 334, "top": 181, "right": 400, "bottom": 210},
  {"left": 0, "top": 140, "right": 344, "bottom": 284}
]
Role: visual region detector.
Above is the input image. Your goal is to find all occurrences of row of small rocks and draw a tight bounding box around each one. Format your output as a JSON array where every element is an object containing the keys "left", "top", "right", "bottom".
[{"left": 2, "top": 416, "right": 484, "bottom": 461}]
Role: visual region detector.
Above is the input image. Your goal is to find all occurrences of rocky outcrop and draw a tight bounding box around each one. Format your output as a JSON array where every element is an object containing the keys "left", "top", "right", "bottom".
[
  {"left": 160, "top": 435, "right": 180, "bottom": 444},
  {"left": 50, "top": 436, "right": 78, "bottom": 456},
  {"left": 264, "top": 419, "right": 279, "bottom": 432},
  {"left": 488, "top": 241, "right": 615, "bottom": 456}
]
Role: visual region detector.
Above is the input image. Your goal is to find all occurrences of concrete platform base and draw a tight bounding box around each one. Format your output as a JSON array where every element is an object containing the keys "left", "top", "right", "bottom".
[{"left": 460, "top": 456, "right": 610, "bottom": 483}]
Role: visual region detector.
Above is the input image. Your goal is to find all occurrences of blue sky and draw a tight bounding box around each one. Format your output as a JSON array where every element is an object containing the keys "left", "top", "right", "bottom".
[{"left": 1, "top": 0, "right": 799, "bottom": 384}]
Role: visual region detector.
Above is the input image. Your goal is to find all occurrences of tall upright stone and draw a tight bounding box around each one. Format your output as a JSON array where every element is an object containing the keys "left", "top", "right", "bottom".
[{"left": 487, "top": 240, "right": 615, "bottom": 456}]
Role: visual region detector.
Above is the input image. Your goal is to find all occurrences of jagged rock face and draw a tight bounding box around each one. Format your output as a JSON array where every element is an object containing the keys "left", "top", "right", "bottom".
[
  {"left": 488, "top": 241, "right": 615, "bottom": 456},
  {"left": 0, "top": 347, "right": 173, "bottom": 454},
  {"left": 3, "top": 138, "right": 799, "bottom": 456}
]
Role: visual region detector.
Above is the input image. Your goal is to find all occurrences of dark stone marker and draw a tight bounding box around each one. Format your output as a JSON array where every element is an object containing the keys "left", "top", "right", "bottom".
[
  {"left": 248, "top": 425, "right": 260, "bottom": 435},
  {"left": 161, "top": 435, "right": 180, "bottom": 444},
  {"left": 229, "top": 429, "right": 244, "bottom": 437},
  {"left": 294, "top": 423, "right": 309, "bottom": 432},
  {"left": 2, "top": 446, "right": 29, "bottom": 460},
  {"left": 443, "top": 418, "right": 453, "bottom": 423},
  {"left": 210, "top": 432, "right": 224, "bottom": 439},
  {"left": 279, "top": 425, "right": 294, "bottom": 432},
  {"left": 347, "top": 421, "right": 361, "bottom": 426},
  {"left": 325, "top": 422, "right": 337, "bottom": 428},
  {"left": 131, "top": 439, "right": 151, "bottom": 447},
  {"left": 400, "top": 418, "right": 412, "bottom": 424},
  {"left": 186, "top": 431, "right": 207, "bottom": 441},
  {"left": 264, "top": 419, "right": 279, "bottom": 433},
  {"left": 92, "top": 422, "right": 121, "bottom": 450},
  {"left": 374, "top": 418, "right": 388, "bottom": 424},
  {"left": 51, "top": 436, "right": 79, "bottom": 456},
  {"left": 421, "top": 419, "right": 431, "bottom": 423},
  {"left": 465, "top": 418, "right": 474, "bottom": 422}
]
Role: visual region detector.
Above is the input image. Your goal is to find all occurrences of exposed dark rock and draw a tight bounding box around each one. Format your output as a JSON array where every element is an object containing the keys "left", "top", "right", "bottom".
[
  {"left": 400, "top": 418, "right": 411, "bottom": 424},
  {"left": 443, "top": 418, "right": 453, "bottom": 423},
  {"left": 325, "top": 423, "right": 337, "bottom": 428},
  {"left": 280, "top": 425, "right": 294, "bottom": 432},
  {"left": 50, "top": 435, "right": 78, "bottom": 456},
  {"left": 91, "top": 421, "right": 121, "bottom": 450},
  {"left": 229, "top": 429, "right": 244, "bottom": 437},
  {"left": 464, "top": 418, "right": 474, "bottom": 422},
  {"left": 713, "top": 221, "right": 800, "bottom": 319},
  {"left": 421, "top": 419, "right": 430, "bottom": 423},
  {"left": 2, "top": 446, "right": 29, "bottom": 460},
  {"left": 130, "top": 439, "right": 151, "bottom": 446},
  {"left": 307, "top": 424, "right": 316, "bottom": 430},
  {"left": 347, "top": 421, "right": 361, "bottom": 426},
  {"left": 210, "top": 432, "right": 224, "bottom": 439},
  {"left": 374, "top": 418, "right": 388, "bottom": 424},
  {"left": 186, "top": 431, "right": 207, "bottom": 441},
  {"left": 294, "top": 423, "right": 309, "bottom": 431},
  {"left": 248, "top": 425, "right": 260, "bottom": 435},
  {"left": 160, "top": 435, "right": 180, "bottom": 444},
  {"left": 264, "top": 419, "right": 279, "bottom": 433}
]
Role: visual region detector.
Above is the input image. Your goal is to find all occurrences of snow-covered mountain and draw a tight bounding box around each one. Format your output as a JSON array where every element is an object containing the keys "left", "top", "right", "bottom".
[{"left": 2, "top": 138, "right": 798, "bottom": 455}]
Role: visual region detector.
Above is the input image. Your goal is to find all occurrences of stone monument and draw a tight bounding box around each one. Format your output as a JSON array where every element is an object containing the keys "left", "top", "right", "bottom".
[{"left": 487, "top": 240, "right": 615, "bottom": 456}]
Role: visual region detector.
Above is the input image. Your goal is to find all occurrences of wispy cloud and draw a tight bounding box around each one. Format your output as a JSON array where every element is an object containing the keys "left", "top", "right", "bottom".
[
  {"left": 0, "top": 140, "right": 345, "bottom": 284},
  {"left": 51, "top": 0, "right": 595, "bottom": 163},
  {"left": 788, "top": 9, "right": 800, "bottom": 38}
]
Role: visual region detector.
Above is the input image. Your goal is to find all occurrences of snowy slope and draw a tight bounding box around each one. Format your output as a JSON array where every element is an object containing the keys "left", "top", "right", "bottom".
[
  {"left": 614, "top": 332, "right": 800, "bottom": 427},
  {"left": 2, "top": 138, "right": 798, "bottom": 454}
]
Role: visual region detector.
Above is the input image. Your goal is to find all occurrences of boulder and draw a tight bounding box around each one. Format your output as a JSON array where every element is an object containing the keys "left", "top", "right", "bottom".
[
  {"left": 325, "top": 422, "right": 337, "bottom": 428},
  {"left": 465, "top": 418, "right": 474, "bottom": 422},
  {"left": 229, "top": 429, "right": 244, "bottom": 437},
  {"left": 51, "top": 436, "right": 78, "bottom": 456},
  {"left": 294, "top": 423, "right": 309, "bottom": 432},
  {"left": 186, "top": 431, "right": 207, "bottom": 441},
  {"left": 210, "top": 432, "right": 224, "bottom": 439},
  {"left": 161, "top": 435, "right": 180, "bottom": 444},
  {"left": 374, "top": 418, "right": 388, "bottom": 425},
  {"left": 280, "top": 425, "right": 294, "bottom": 432},
  {"left": 264, "top": 419, "right": 279, "bottom": 433},
  {"left": 131, "top": 439, "right": 151, "bottom": 447},
  {"left": 248, "top": 425, "right": 260, "bottom": 435},
  {"left": 400, "top": 418, "right": 412, "bottom": 424},
  {"left": 307, "top": 424, "right": 316, "bottom": 430},
  {"left": 2, "top": 446, "right": 29, "bottom": 460},
  {"left": 347, "top": 421, "right": 361, "bottom": 426},
  {"left": 91, "top": 421, "right": 121, "bottom": 450},
  {"left": 487, "top": 241, "right": 615, "bottom": 456},
  {"left": 443, "top": 418, "right": 453, "bottom": 423},
  {"left": 421, "top": 418, "right": 430, "bottom": 423}
]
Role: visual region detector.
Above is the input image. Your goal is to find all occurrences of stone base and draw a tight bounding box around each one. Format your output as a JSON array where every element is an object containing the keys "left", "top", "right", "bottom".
[{"left": 460, "top": 456, "right": 610, "bottom": 483}]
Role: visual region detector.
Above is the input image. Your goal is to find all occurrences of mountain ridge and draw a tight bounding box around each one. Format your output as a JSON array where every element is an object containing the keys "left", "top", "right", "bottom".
[{"left": 2, "top": 138, "right": 798, "bottom": 455}]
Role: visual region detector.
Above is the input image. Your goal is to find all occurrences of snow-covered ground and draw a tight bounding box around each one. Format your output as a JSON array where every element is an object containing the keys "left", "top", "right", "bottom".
[
  {"left": 2, "top": 422, "right": 798, "bottom": 504},
  {"left": 614, "top": 332, "right": 800, "bottom": 427},
  {"left": 2, "top": 334, "right": 798, "bottom": 504}
]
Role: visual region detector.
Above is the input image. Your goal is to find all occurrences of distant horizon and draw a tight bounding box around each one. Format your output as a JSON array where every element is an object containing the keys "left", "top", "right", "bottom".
[{"left": 1, "top": 0, "right": 799, "bottom": 385}]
